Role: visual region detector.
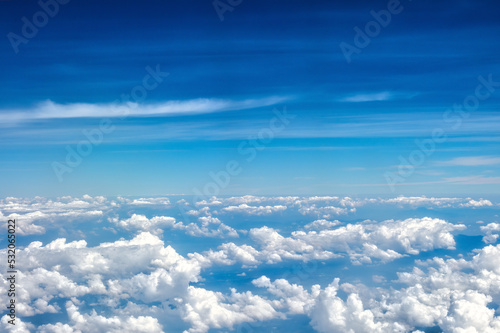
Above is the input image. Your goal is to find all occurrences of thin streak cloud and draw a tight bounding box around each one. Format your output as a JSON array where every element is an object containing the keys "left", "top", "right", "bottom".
[
  {"left": 0, "top": 96, "right": 288, "bottom": 123},
  {"left": 436, "top": 156, "right": 500, "bottom": 166},
  {"left": 337, "top": 91, "right": 417, "bottom": 103}
]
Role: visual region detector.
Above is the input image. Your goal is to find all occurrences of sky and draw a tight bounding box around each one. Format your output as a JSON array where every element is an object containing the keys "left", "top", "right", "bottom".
[
  {"left": 0, "top": 0, "right": 499, "bottom": 197},
  {"left": 1, "top": 2, "right": 500, "bottom": 332}
]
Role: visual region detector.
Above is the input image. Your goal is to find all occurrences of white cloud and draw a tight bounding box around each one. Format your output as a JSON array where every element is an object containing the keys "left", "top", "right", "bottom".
[
  {"left": 252, "top": 276, "right": 317, "bottom": 314},
  {"left": 338, "top": 91, "right": 395, "bottom": 103},
  {"left": 393, "top": 244, "right": 500, "bottom": 331},
  {"left": 436, "top": 156, "right": 500, "bottom": 166},
  {"left": 222, "top": 204, "right": 287, "bottom": 216},
  {"left": 110, "top": 214, "right": 181, "bottom": 235},
  {"left": 2, "top": 97, "right": 287, "bottom": 123},
  {"left": 298, "top": 205, "right": 350, "bottom": 218},
  {"left": 0, "top": 196, "right": 109, "bottom": 235},
  {"left": 481, "top": 223, "right": 500, "bottom": 243},
  {"left": 444, "top": 175, "right": 500, "bottom": 185},
  {"left": 2, "top": 195, "right": 497, "bottom": 332},
  {"left": 304, "top": 219, "right": 341, "bottom": 230},
  {"left": 292, "top": 217, "right": 465, "bottom": 264},
  {"left": 0, "top": 209, "right": 104, "bottom": 236},
  {"left": 37, "top": 301, "right": 164, "bottom": 333},
  {"left": 128, "top": 197, "right": 171, "bottom": 206},
  {"left": 310, "top": 279, "right": 406, "bottom": 333},
  {"left": 184, "top": 216, "right": 239, "bottom": 238},
  {"left": 251, "top": 243, "right": 500, "bottom": 332},
  {"left": 1, "top": 315, "right": 34, "bottom": 332},
  {"left": 196, "top": 195, "right": 266, "bottom": 206},
  {"left": 203, "top": 217, "right": 464, "bottom": 267},
  {"left": 180, "top": 286, "right": 281, "bottom": 333},
  {"left": 381, "top": 196, "right": 494, "bottom": 209},
  {"left": 460, "top": 199, "right": 493, "bottom": 208},
  {"left": 381, "top": 196, "right": 463, "bottom": 208},
  {"left": 110, "top": 214, "right": 238, "bottom": 238},
  {"left": 372, "top": 275, "right": 386, "bottom": 284},
  {"left": 2, "top": 231, "right": 218, "bottom": 331}
]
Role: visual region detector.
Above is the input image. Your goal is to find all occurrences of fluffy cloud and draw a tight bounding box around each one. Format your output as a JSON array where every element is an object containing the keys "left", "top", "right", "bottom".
[
  {"left": 110, "top": 214, "right": 181, "bottom": 235},
  {"left": 481, "top": 223, "right": 500, "bottom": 243},
  {"left": 252, "top": 244, "right": 500, "bottom": 332},
  {"left": 110, "top": 214, "right": 238, "bottom": 238},
  {"left": 0, "top": 196, "right": 109, "bottom": 235},
  {"left": 12, "top": 232, "right": 206, "bottom": 302},
  {"left": 304, "top": 219, "right": 341, "bottom": 230},
  {"left": 298, "top": 205, "right": 350, "bottom": 218},
  {"left": 195, "top": 195, "right": 300, "bottom": 207},
  {"left": 460, "top": 199, "right": 494, "bottom": 207},
  {"left": 0, "top": 209, "right": 104, "bottom": 236},
  {"left": 37, "top": 301, "right": 164, "bottom": 333},
  {"left": 252, "top": 276, "right": 317, "bottom": 314},
  {"left": 1, "top": 195, "right": 496, "bottom": 332},
  {"left": 202, "top": 217, "right": 465, "bottom": 266},
  {"left": 310, "top": 279, "right": 407, "bottom": 333},
  {"left": 1, "top": 315, "right": 34, "bottom": 332},
  {"left": 180, "top": 287, "right": 281, "bottom": 333},
  {"left": 128, "top": 197, "right": 171, "bottom": 206},
  {"left": 292, "top": 217, "right": 465, "bottom": 264},
  {"left": 0, "top": 195, "right": 492, "bottom": 237},
  {"left": 0, "top": 232, "right": 216, "bottom": 331},
  {"left": 221, "top": 204, "right": 287, "bottom": 215},
  {"left": 382, "top": 196, "right": 494, "bottom": 208}
]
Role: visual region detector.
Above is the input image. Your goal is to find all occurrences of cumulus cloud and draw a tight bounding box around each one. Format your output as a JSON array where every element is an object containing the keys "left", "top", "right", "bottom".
[
  {"left": 481, "top": 223, "right": 500, "bottom": 243},
  {"left": 304, "top": 219, "right": 341, "bottom": 230},
  {"left": 180, "top": 287, "right": 281, "bottom": 333},
  {"left": 1, "top": 195, "right": 496, "bottom": 332},
  {"left": 292, "top": 217, "right": 465, "bottom": 264},
  {"left": 310, "top": 279, "right": 406, "bottom": 333},
  {"left": 378, "top": 196, "right": 496, "bottom": 209},
  {"left": 37, "top": 301, "right": 164, "bottom": 333},
  {"left": 298, "top": 205, "right": 350, "bottom": 218},
  {"left": 128, "top": 197, "right": 171, "bottom": 206},
  {"left": 221, "top": 204, "right": 287, "bottom": 215},
  {"left": 195, "top": 195, "right": 300, "bottom": 207},
  {"left": 252, "top": 244, "right": 500, "bottom": 333},
  {"left": 1, "top": 232, "right": 217, "bottom": 331},
  {"left": 110, "top": 214, "right": 238, "bottom": 238},
  {"left": 460, "top": 198, "right": 493, "bottom": 208},
  {"left": 1, "top": 315, "right": 34, "bottom": 332},
  {"left": 202, "top": 217, "right": 465, "bottom": 266},
  {"left": 0, "top": 196, "right": 108, "bottom": 235},
  {"left": 252, "top": 276, "right": 317, "bottom": 314},
  {"left": 110, "top": 214, "right": 181, "bottom": 235}
]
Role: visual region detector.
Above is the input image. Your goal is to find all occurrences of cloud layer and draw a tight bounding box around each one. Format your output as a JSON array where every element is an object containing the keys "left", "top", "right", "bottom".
[{"left": 0, "top": 194, "right": 497, "bottom": 332}]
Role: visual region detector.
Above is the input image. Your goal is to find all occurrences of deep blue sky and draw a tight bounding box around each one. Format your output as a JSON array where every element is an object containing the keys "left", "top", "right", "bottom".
[{"left": 0, "top": 0, "right": 499, "bottom": 197}]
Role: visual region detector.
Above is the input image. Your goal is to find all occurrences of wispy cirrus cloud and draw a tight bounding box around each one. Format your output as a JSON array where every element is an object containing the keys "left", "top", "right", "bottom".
[
  {"left": 337, "top": 91, "right": 416, "bottom": 103},
  {"left": 0, "top": 96, "right": 288, "bottom": 124},
  {"left": 443, "top": 175, "right": 500, "bottom": 185},
  {"left": 436, "top": 156, "right": 500, "bottom": 166}
]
